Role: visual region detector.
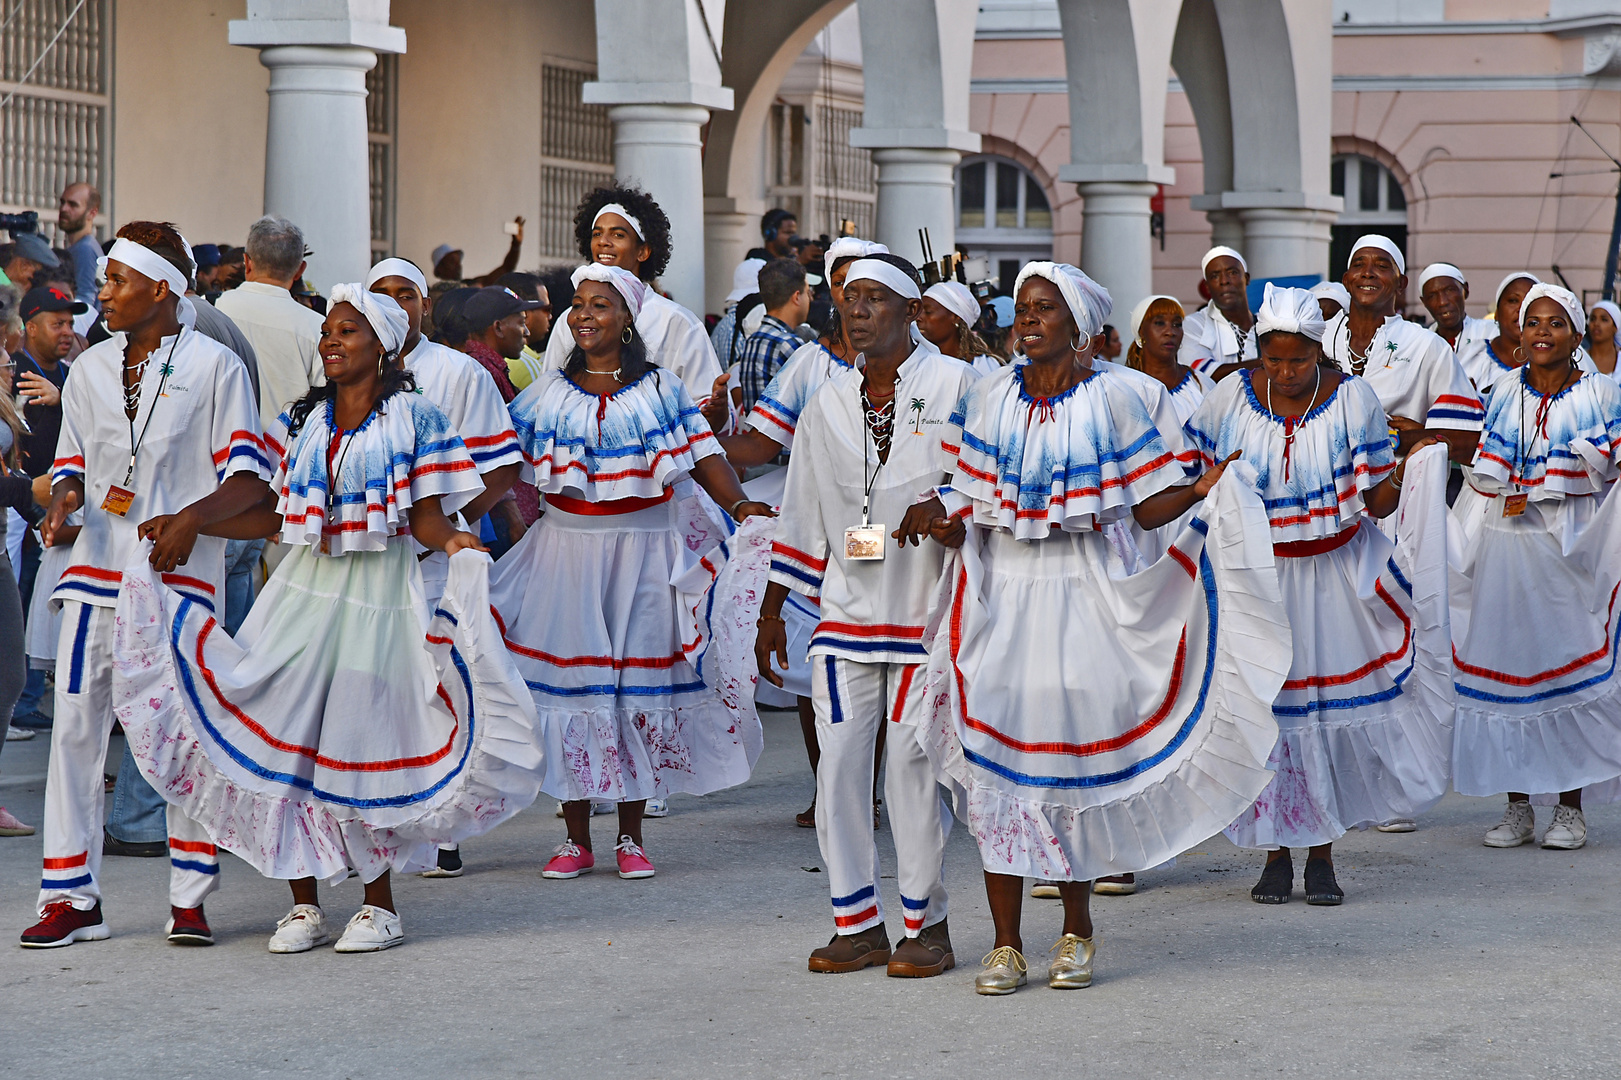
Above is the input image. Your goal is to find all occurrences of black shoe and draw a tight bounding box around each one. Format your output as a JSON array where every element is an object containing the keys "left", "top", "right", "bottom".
[
  {"left": 1303, "top": 857, "right": 1344, "bottom": 905},
  {"left": 11, "top": 711, "right": 52, "bottom": 731},
  {"left": 1250, "top": 853, "right": 1293, "bottom": 904},
  {"left": 102, "top": 830, "right": 166, "bottom": 858},
  {"left": 420, "top": 846, "right": 463, "bottom": 878}
]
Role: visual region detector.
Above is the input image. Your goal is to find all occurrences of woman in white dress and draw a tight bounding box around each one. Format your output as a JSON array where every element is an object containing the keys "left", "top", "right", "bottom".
[
  {"left": 1451, "top": 284, "right": 1621, "bottom": 851},
  {"left": 1188, "top": 285, "right": 1456, "bottom": 907},
  {"left": 916, "top": 263, "right": 1290, "bottom": 994},
  {"left": 112, "top": 287, "right": 546, "bottom": 953},
  {"left": 1587, "top": 299, "right": 1620, "bottom": 380},
  {"left": 916, "top": 280, "right": 1003, "bottom": 375},
  {"left": 491, "top": 264, "right": 773, "bottom": 882},
  {"left": 1466, "top": 273, "right": 1540, "bottom": 396}
]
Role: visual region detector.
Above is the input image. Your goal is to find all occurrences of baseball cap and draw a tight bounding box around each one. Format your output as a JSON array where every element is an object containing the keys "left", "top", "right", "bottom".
[
  {"left": 463, "top": 286, "right": 542, "bottom": 331},
  {"left": 192, "top": 243, "right": 222, "bottom": 270},
  {"left": 20, "top": 283, "right": 88, "bottom": 321},
  {"left": 9, "top": 232, "right": 60, "bottom": 268},
  {"left": 431, "top": 243, "right": 461, "bottom": 268}
]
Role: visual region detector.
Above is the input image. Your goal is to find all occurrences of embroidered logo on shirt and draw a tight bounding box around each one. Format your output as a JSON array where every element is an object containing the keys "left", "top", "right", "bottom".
[{"left": 908, "top": 397, "right": 926, "bottom": 434}]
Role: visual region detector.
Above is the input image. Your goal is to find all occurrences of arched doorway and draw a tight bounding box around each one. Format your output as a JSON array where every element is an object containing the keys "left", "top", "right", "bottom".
[
  {"left": 1329, "top": 153, "right": 1408, "bottom": 281},
  {"left": 954, "top": 154, "right": 1053, "bottom": 296}
]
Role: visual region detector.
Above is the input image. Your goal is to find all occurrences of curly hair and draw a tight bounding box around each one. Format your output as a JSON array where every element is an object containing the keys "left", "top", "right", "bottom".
[
  {"left": 572, "top": 185, "right": 672, "bottom": 282},
  {"left": 115, "top": 221, "right": 194, "bottom": 287}
]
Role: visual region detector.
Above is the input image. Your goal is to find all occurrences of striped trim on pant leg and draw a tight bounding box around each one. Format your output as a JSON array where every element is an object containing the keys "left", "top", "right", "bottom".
[
  {"left": 168, "top": 838, "right": 219, "bottom": 877},
  {"left": 66, "top": 604, "right": 92, "bottom": 694},
  {"left": 41, "top": 852, "right": 92, "bottom": 892},
  {"left": 830, "top": 883, "right": 882, "bottom": 934},
  {"left": 899, "top": 893, "right": 930, "bottom": 934}
]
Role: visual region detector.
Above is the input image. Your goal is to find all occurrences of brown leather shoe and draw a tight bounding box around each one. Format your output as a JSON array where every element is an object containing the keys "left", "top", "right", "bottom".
[
  {"left": 887, "top": 917, "right": 955, "bottom": 978},
  {"left": 808, "top": 925, "right": 891, "bottom": 973}
]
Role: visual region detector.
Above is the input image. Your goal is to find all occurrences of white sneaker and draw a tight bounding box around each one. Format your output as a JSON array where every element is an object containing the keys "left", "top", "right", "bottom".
[
  {"left": 267, "top": 904, "right": 329, "bottom": 954},
  {"left": 1376, "top": 819, "right": 1416, "bottom": 833},
  {"left": 5, "top": 725, "right": 35, "bottom": 741},
  {"left": 1541, "top": 804, "right": 1587, "bottom": 850},
  {"left": 332, "top": 905, "right": 404, "bottom": 952},
  {"left": 554, "top": 800, "right": 616, "bottom": 818},
  {"left": 643, "top": 799, "right": 669, "bottom": 818},
  {"left": 1484, "top": 800, "right": 1535, "bottom": 848}
]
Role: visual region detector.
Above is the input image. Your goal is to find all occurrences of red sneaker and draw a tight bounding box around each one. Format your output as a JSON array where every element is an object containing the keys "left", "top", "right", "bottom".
[
  {"left": 20, "top": 901, "right": 110, "bottom": 949},
  {"left": 165, "top": 905, "right": 215, "bottom": 946},
  {"left": 614, "top": 835, "right": 655, "bottom": 879},
  {"left": 540, "top": 840, "right": 595, "bottom": 880}
]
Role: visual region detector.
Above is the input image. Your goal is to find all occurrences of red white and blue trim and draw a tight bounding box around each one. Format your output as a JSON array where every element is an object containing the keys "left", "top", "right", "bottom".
[
  {"left": 767, "top": 541, "right": 826, "bottom": 598},
  {"left": 809, "top": 620, "right": 928, "bottom": 663}
]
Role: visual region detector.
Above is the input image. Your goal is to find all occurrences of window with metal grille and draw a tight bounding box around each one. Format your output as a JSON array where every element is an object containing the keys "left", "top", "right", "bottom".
[
  {"left": 1, "top": 0, "right": 110, "bottom": 243},
  {"left": 366, "top": 54, "right": 397, "bottom": 259},
  {"left": 538, "top": 63, "right": 614, "bottom": 264},
  {"left": 1329, "top": 153, "right": 1407, "bottom": 282},
  {"left": 766, "top": 101, "right": 876, "bottom": 240}
]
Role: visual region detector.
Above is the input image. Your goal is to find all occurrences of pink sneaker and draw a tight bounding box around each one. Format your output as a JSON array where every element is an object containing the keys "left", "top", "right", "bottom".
[
  {"left": 614, "top": 835, "right": 655, "bottom": 879},
  {"left": 540, "top": 840, "right": 595, "bottom": 879},
  {"left": 0, "top": 807, "right": 34, "bottom": 837}
]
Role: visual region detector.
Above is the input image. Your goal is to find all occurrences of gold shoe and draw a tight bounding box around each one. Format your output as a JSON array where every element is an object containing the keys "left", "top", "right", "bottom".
[
  {"left": 1029, "top": 881, "right": 1061, "bottom": 899},
  {"left": 1048, "top": 934, "right": 1094, "bottom": 989},
  {"left": 975, "top": 945, "right": 1028, "bottom": 995}
]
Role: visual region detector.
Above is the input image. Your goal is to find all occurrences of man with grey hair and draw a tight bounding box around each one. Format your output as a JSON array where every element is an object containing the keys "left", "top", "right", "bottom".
[{"left": 214, "top": 214, "right": 324, "bottom": 427}]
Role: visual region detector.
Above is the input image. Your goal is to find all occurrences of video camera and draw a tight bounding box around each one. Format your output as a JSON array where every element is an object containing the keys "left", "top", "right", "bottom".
[{"left": 0, "top": 210, "right": 40, "bottom": 235}]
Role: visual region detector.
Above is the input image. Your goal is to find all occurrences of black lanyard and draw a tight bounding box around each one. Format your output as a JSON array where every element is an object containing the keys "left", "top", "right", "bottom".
[{"left": 123, "top": 330, "right": 181, "bottom": 486}]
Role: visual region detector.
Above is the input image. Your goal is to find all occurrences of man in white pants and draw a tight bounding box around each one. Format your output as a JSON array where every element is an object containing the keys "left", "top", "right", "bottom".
[
  {"left": 756, "top": 254, "right": 976, "bottom": 978},
  {"left": 22, "top": 224, "right": 271, "bottom": 949}
]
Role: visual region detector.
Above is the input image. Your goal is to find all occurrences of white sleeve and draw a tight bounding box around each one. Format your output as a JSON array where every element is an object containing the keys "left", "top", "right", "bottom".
[{"left": 451, "top": 362, "right": 524, "bottom": 473}]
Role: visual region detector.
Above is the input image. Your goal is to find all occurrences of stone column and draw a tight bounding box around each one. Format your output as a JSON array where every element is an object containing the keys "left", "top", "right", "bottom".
[
  {"left": 600, "top": 103, "right": 714, "bottom": 315},
  {"left": 703, "top": 197, "right": 751, "bottom": 316},
  {"left": 1239, "top": 206, "right": 1339, "bottom": 283},
  {"left": 1205, "top": 208, "right": 1246, "bottom": 253},
  {"left": 1070, "top": 179, "right": 1160, "bottom": 324},
  {"left": 229, "top": 4, "right": 405, "bottom": 292},
  {"left": 865, "top": 147, "right": 964, "bottom": 262}
]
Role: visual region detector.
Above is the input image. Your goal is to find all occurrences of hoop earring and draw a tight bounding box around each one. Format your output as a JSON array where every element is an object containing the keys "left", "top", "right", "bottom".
[
  {"left": 622, "top": 326, "right": 633, "bottom": 344},
  {"left": 1070, "top": 333, "right": 1086, "bottom": 354},
  {"left": 1513, "top": 346, "right": 1524, "bottom": 361}
]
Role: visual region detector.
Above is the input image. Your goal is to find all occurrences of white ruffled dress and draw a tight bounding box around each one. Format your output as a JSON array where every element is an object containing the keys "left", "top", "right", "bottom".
[
  {"left": 111, "top": 393, "right": 545, "bottom": 884},
  {"left": 1450, "top": 367, "right": 1621, "bottom": 798},
  {"left": 490, "top": 368, "right": 762, "bottom": 804},
  {"left": 917, "top": 364, "right": 1290, "bottom": 881},
  {"left": 1187, "top": 372, "right": 1457, "bottom": 850}
]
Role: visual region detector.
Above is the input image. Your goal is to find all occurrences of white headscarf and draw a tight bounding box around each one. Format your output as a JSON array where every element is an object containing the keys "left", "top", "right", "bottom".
[
  {"left": 1127, "top": 294, "right": 1182, "bottom": 347},
  {"left": 1417, "top": 262, "right": 1466, "bottom": 291},
  {"left": 593, "top": 202, "right": 644, "bottom": 241},
  {"left": 1254, "top": 282, "right": 1326, "bottom": 342},
  {"left": 328, "top": 283, "right": 410, "bottom": 357},
  {"left": 1309, "top": 280, "right": 1351, "bottom": 310},
  {"left": 825, "top": 237, "right": 888, "bottom": 267},
  {"left": 99, "top": 236, "right": 197, "bottom": 329},
  {"left": 1350, "top": 234, "right": 1405, "bottom": 277},
  {"left": 923, "top": 280, "right": 980, "bottom": 328},
  {"left": 1012, "top": 261, "right": 1112, "bottom": 339},
  {"left": 1493, "top": 271, "right": 1541, "bottom": 309},
  {"left": 364, "top": 257, "right": 428, "bottom": 295},
  {"left": 725, "top": 257, "right": 765, "bottom": 304},
  {"left": 571, "top": 263, "right": 648, "bottom": 318},
  {"left": 844, "top": 258, "right": 921, "bottom": 301},
  {"left": 1519, "top": 282, "right": 1585, "bottom": 338},
  {"left": 1200, "top": 245, "right": 1247, "bottom": 275},
  {"left": 1592, "top": 299, "right": 1621, "bottom": 332}
]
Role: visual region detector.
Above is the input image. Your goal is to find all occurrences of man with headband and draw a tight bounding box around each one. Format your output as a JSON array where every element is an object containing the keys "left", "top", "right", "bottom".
[
  {"left": 755, "top": 252, "right": 976, "bottom": 979},
  {"left": 1418, "top": 262, "right": 1494, "bottom": 385},
  {"left": 1180, "top": 245, "right": 1257, "bottom": 380},
  {"left": 23, "top": 222, "right": 272, "bottom": 949},
  {"left": 1322, "top": 234, "right": 1483, "bottom": 464}
]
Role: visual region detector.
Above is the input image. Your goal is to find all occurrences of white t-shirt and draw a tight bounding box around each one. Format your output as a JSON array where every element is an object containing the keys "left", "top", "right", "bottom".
[
  {"left": 214, "top": 281, "right": 327, "bottom": 429},
  {"left": 51, "top": 327, "right": 268, "bottom": 613},
  {"left": 542, "top": 289, "right": 724, "bottom": 404},
  {"left": 1321, "top": 311, "right": 1484, "bottom": 431},
  {"left": 400, "top": 336, "right": 522, "bottom": 475}
]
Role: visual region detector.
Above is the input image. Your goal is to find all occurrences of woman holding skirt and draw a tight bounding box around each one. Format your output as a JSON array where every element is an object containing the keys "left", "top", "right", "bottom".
[
  {"left": 1451, "top": 284, "right": 1621, "bottom": 850},
  {"left": 491, "top": 264, "right": 772, "bottom": 882},
  {"left": 917, "top": 263, "right": 1291, "bottom": 995},
  {"left": 1188, "top": 284, "right": 1456, "bottom": 906},
  {"left": 112, "top": 286, "right": 545, "bottom": 953}
]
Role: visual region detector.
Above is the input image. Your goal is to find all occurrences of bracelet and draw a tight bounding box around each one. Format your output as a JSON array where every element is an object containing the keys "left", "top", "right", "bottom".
[
  {"left": 1388, "top": 468, "right": 1404, "bottom": 490},
  {"left": 756, "top": 613, "right": 785, "bottom": 626},
  {"left": 729, "top": 498, "right": 750, "bottom": 521}
]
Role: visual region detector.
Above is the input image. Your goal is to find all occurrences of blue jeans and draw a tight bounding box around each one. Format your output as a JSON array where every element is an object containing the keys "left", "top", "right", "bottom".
[
  {"left": 14, "top": 667, "right": 44, "bottom": 719},
  {"left": 106, "top": 740, "right": 168, "bottom": 844},
  {"left": 223, "top": 537, "right": 264, "bottom": 635}
]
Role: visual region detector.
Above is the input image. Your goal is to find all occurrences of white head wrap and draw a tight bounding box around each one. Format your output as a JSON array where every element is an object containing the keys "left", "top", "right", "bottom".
[
  {"left": 1417, "top": 262, "right": 1466, "bottom": 291},
  {"left": 1349, "top": 234, "right": 1405, "bottom": 276},
  {"left": 725, "top": 257, "right": 766, "bottom": 304},
  {"left": 825, "top": 237, "right": 888, "bottom": 268},
  {"left": 1592, "top": 299, "right": 1621, "bottom": 332},
  {"left": 571, "top": 262, "right": 648, "bottom": 318},
  {"left": 1309, "top": 280, "right": 1351, "bottom": 311},
  {"left": 100, "top": 235, "right": 198, "bottom": 329},
  {"left": 593, "top": 203, "right": 644, "bottom": 241},
  {"left": 328, "top": 283, "right": 410, "bottom": 357},
  {"left": 1518, "top": 282, "right": 1585, "bottom": 337},
  {"left": 844, "top": 258, "right": 922, "bottom": 301},
  {"left": 1200, "top": 245, "right": 1247, "bottom": 275},
  {"left": 1254, "top": 282, "right": 1326, "bottom": 342},
  {"left": 1127, "top": 294, "right": 1182, "bottom": 347},
  {"left": 1493, "top": 271, "right": 1541, "bottom": 309},
  {"left": 364, "top": 257, "right": 428, "bottom": 295},
  {"left": 1012, "top": 261, "right": 1112, "bottom": 339},
  {"left": 923, "top": 281, "right": 980, "bottom": 328}
]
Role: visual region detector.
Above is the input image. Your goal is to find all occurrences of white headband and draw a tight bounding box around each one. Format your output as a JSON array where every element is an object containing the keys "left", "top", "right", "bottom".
[
  {"left": 1127, "top": 294, "right": 1182, "bottom": 347},
  {"left": 100, "top": 236, "right": 197, "bottom": 329},
  {"left": 1255, "top": 282, "right": 1326, "bottom": 342},
  {"left": 364, "top": 257, "right": 428, "bottom": 295},
  {"left": 328, "top": 283, "right": 411, "bottom": 356},
  {"left": 593, "top": 203, "right": 644, "bottom": 241},
  {"left": 844, "top": 258, "right": 921, "bottom": 301},
  {"left": 1493, "top": 271, "right": 1540, "bottom": 309},
  {"left": 1350, "top": 234, "right": 1405, "bottom": 276},
  {"left": 572, "top": 262, "right": 648, "bottom": 318},
  {"left": 1310, "top": 280, "right": 1351, "bottom": 309},
  {"left": 1592, "top": 300, "right": 1621, "bottom": 330},
  {"left": 923, "top": 281, "right": 980, "bottom": 328},
  {"left": 825, "top": 237, "right": 888, "bottom": 267},
  {"left": 1013, "top": 261, "right": 1112, "bottom": 339},
  {"left": 1519, "top": 282, "right": 1585, "bottom": 338},
  {"left": 1200, "top": 246, "right": 1247, "bottom": 275},
  {"left": 1417, "top": 262, "right": 1466, "bottom": 291}
]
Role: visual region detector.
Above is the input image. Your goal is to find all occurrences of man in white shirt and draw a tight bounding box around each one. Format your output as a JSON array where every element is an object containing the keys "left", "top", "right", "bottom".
[
  {"left": 214, "top": 215, "right": 325, "bottom": 427},
  {"left": 1179, "top": 246, "right": 1257, "bottom": 380},
  {"left": 1418, "top": 262, "right": 1494, "bottom": 383},
  {"left": 23, "top": 224, "right": 271, "bottom": 950},
  {"left": 756, "top": 254, "right": 976, "bottom": 980}
]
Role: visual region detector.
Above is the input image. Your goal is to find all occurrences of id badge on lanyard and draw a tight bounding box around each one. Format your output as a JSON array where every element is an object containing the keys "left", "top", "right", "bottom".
[{"left": 1502, "top": 492, "right": 1528, "bottom": 517}]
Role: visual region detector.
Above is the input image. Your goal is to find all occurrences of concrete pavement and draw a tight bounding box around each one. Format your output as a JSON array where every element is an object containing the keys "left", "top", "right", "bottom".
[{"left": 1, "top": 709, "right": 1617, "bottom": 1079}]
